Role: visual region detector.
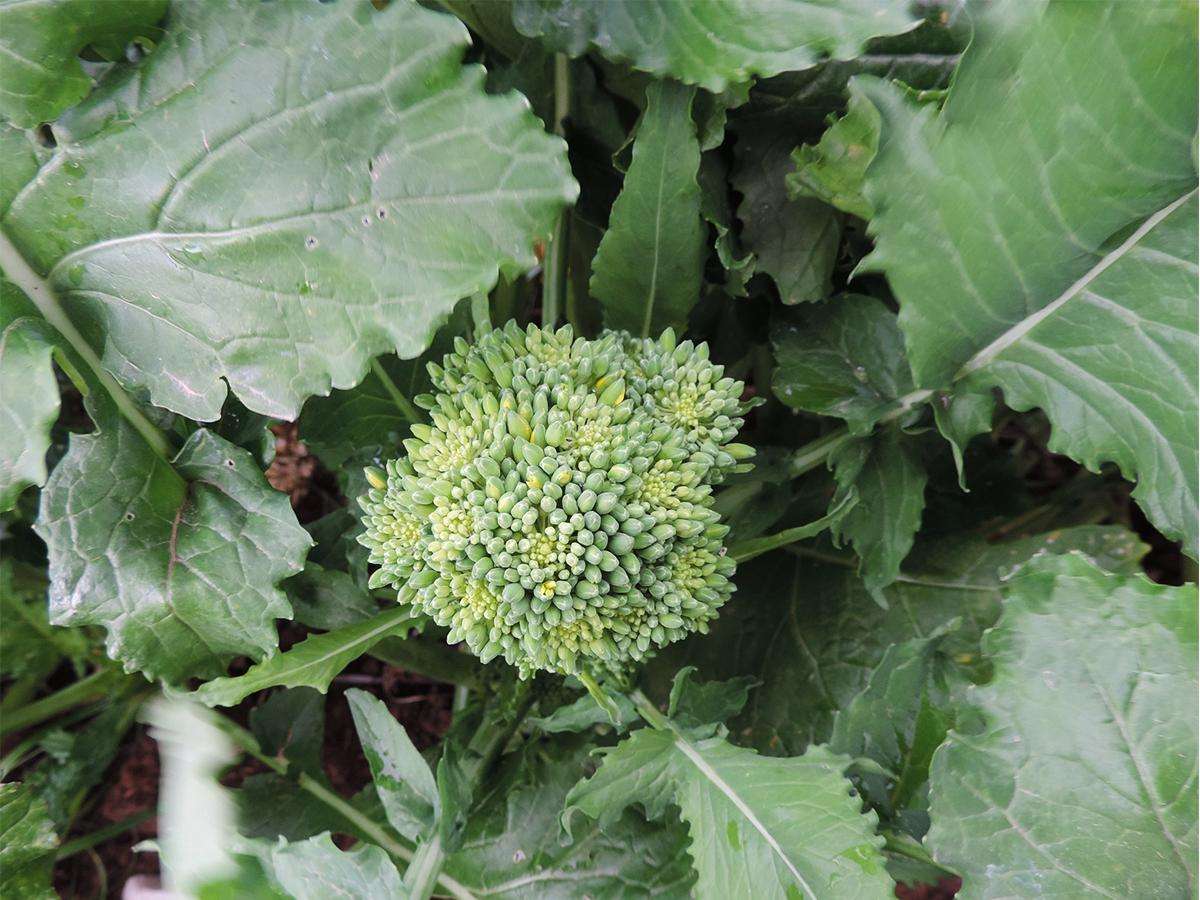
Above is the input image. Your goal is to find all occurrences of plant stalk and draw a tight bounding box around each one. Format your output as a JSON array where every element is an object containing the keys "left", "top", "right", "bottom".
[
  {"left": 370, "top": 357, "right": 423, "bottom": 423},
  {"left": 629, "top": 688, "right": 671, "bottom": 731},
  {"left": 541, "top": 54, "right": 571, "bottom": 330},
  {"left": 56, "top": 809, "right": 155, "bottom": 860},
  {"left": 0, "top": 229, "right": 175, "bottom": 462},
  {"left": 470, "top": 292, "right": 491, "bottom": 340},
  {"left": 0, "top": 668, "right": 123, "bottom": 738}
]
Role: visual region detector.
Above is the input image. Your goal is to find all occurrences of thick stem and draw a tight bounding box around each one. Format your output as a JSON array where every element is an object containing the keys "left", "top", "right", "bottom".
[
  {"left": 785, "top": 387, "right": 935, "bottom": 477},
  {"left": 541, "top": 54, "right": 571, "bottom": 330},
  {"left": 370, "top": 358, "right": 423, "bottom": 423},
  {"left": 0, "top": 229, "right": 174, "bottom": 461},
  {"left": 56, "top": 810, "right": 155, "bottom": 860},
  {"left": 403, "top": 834, "right": 446, "bottom": 900},
  {"left": 629, "top": 688, "right": 670, "bottom": 731},
  {"left": 0, "top": 668, "right": 124, "bottom": 737}
]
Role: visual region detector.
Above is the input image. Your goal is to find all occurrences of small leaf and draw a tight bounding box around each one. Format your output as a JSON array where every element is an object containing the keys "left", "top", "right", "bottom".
[
  {"left": 0, "top": 0, "right": 167, "bottom": 127},
  {"left": 787, "top": 81, "right": 880, "bottom": 220},
  {"left": 771, "top": 294, "right": 914, "bottom": 434},
  {"left": 443, "top": 734, "right": 694, "bottom": 897},
  {"left": 0, "top": 297, "right": 60, "bottom": 510},
  {"left": 927, "top": 553, "right": 1198, "bottom": 897},
  {"left": 511, "top": 0, "right": 921, "bottom": 93},
  {"left": 345, "top": 689, "right": 438, "bottom": 844},
  {"left": 188, "top": 605, "right": 416, "bottom": 707},
  {"left": 830, "top": 428, "right": 928, "bottom": 603},
  {"left": 734, "top": 127, "right": 839, "bottom": 304},
  {"left": 249, "top": 688, "right": 326, "bottom": 778},
  {"left": 591, "top": 79, "right": 704, "bottom": 337},
  {"left": 666, "top": 667, "right": 758, "bottom": 731},
  {"left": 37, "top": 397, "right": 311, "bottom": 683},
  {"left": 0, "top": 782, "right": 58, "bottom": 900},
  {"left": 529, "top": 691, "right": 637, "bottom": 733}
]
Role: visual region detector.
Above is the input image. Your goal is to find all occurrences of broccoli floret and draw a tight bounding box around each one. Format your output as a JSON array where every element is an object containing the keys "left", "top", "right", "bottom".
[{"left": 359, "top": 324, "right": 753, "bottom": 677}]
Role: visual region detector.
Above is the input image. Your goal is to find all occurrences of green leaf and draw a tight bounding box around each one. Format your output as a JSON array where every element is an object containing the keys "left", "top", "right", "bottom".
[
  {"left": 930, "top": 385, "right": 995, "bottom": 490},
  {"left": 828, "top": 630, "right": 954, "bottom": 835},
  {"left": 771, "top": 294, "right": 913, "bottom": 435},
  {"left": 36, "top": 398, "right": 310, "bottom": 683},
  {"left": 787, "top": 81, "right": 880, "bottom": 220},
  {"left": 0, "top": 559, "right": 88, "bottom": 681},
  {"left": 858, "top": 0, "right": 1198, "bottom": 553},
  {"left": 0, "top": 782, "right": 58, "bottom": 900},
  {"left": 249, "top": 688, "right": 326, "bottom": 778},
  {"left": 566, "top": 728, "right": 891, "bottom": 899},
  {"left": 927, "top": 553, "right": 1198, "bottom": 897},
  {"left": 0, "top": 0, "right": 166, "bottom": 127},
  {"left": 0, "top": 297, "right": 59, "bottom": 510},
  {"left": 529, "top": 690, "right": 637, "bottom": 733},
  {"left": 188, "top": 605, "right": 417, "bottom": 707},
  {"left": 648, "top": 525, "right": 1148, "bottom": 756},
  {"left": 733, "top": 126, "right": 839, "bottom": 305},
  {"left": 511, "top": 0, "right": 920, "bottom": 93},
  {"left": 251, "top": 832, "right": 404, "bottom": 900},
  {"left": 590, "top": 79, "right": 704, "bottom": 337},
  {"left": 285, "top": 564, "right": 379, "bottom": 633},
  {"left": 666, "top": 667, "right": 757, "bottom": 732},
  {"left": 346, "top": 688, "right": 439, "bottom": 843},
  {"left": 830, "top": 428, "right": 928, "bottom": 604},
  {"left": 0, "top": 0, "right": 575, "bottom": 422},
  {"left": 444, "top": 735, "right": 694, "bottom": 898}
]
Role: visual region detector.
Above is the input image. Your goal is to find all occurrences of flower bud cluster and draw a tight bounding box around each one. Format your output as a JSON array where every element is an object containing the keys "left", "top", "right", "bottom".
[{"left": 359, "top": 324, "right": 753, "bottom": 676}]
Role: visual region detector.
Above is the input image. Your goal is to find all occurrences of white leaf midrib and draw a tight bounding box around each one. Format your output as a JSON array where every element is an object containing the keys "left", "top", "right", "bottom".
[
  {"left": 668, "top": 730, "right": 817, "bottom": 899},
  {"left": 957, "top": 187, "right": 1198, "bottom": 378}
]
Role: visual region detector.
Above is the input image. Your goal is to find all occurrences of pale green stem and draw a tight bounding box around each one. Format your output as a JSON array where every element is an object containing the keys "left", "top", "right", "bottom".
[
  {"left": 0, "top": 229, "right": 174, "bottom": 461},
  {"left": 541, "top": 54, "right": 571, "bottom": 330},
  {"left": 0, "top": 668, "right": 123, "bottom": 737},
  {"left": 470, "top": 292, "right": 491, "bottom": 339},
  {"left": 370, "top": 357, "right": 423, "bottom": 423}
]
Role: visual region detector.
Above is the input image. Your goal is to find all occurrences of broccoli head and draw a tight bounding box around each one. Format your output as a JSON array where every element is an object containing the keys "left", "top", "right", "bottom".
[{"left": 359, "top": 324, "right": 753, "bottom": 676}]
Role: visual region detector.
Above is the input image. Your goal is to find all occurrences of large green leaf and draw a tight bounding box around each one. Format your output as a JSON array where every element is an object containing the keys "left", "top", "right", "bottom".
[
  {"left": 566, "top": 728, "right": 892, "bottom": 899},
  {"left": 0, "top": 293, "right": 59, "bottom": 510},
  {"left": 647, "top": 525, "right": 1148, "bottom": 755},
  {"left": 444, "top": 736, "right": 694, "bottom": 898},
  {"left": 511, "top": 0, "right": 920, "bottom": 92},
  {"left": 0, "top": 0, "right": 166, "bottom": 127},
  {"left": 188, "top": 605, "right": 416, "bottom": 707},
  {"left": 0, "top": 782, "right": 58, "bottom": 900},
  {"left": 590, "top": 79, "right": 703, "bottom": 337},
  {"left": 858, "top": 0, "right": 1199, "bottom": 553},
  {"left": 927, "top": 553, "right": 1198, "bottom": 898},
  {"left": 36, "top": 398, "right": 310, "bottom": 683},
  {"left": 346, "top": 689, "right": 439, "bottom": 844},
  {"left": 0, "top": 0, "right": 575, "bottom": 422}
]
